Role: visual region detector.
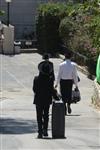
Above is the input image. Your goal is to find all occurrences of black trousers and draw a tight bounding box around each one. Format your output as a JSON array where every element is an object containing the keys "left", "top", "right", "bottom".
[
  {"left": 60, "top": 79, "right": 73, "bottom": 105},
  {"left": 36, "top": 104, "right": 50, "bottom": 134}
]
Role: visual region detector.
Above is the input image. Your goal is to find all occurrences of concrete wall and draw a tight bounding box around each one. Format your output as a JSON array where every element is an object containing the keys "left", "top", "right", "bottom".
[
  {"left": 3, "top": 24, "right": 14, "bottom": 54},
  {"left": 92, "top": 80, "right": 100, "bottom": 109}
]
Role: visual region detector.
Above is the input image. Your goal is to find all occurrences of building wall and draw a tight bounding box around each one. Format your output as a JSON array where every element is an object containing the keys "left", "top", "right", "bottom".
[{"left": 0, "top": 0, "right": 66, "bottom": 39}]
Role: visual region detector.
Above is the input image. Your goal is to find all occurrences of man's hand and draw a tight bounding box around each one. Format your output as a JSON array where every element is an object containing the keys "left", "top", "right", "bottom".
[{"left": 75, "top": 86, "right": 79, "bottom": 91}]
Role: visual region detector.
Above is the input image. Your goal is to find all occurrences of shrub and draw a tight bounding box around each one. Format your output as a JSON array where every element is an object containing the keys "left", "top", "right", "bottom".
[
  {"left": 36, "top": 2, "right": 67, "bottom": 54},
  {"left": 0, "top": 10, "right": 5, "bottom": 16},
  {"left": 36, "top": 1, "right": 100, "bottom": 75},
  {"left": 59, "top": 0, "right": 100, "bottom": 75},
  {"left": 59, "top": 17, "right": 76, "bottom": 48}
]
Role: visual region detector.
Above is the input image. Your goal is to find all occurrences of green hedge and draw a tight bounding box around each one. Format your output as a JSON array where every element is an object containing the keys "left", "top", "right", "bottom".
[
  {"left": 59, "top": 0, "right": 100, "bottom": 75},
  {"left": 36, "top": 1, "right": 100, "bottom": 75},
  {"left": 36, "top": 3, "right": 67, "bottom": 54},
  {"left": 0, "top": 10, "right": 5, "bottom": 16}
]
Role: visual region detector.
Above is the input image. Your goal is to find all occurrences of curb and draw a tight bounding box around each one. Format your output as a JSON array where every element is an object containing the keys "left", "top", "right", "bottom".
[
  {"left": 20, "top": 48, "right": 38, "bottom": 53},
  {"left": 92, "top": 80, "right": 100, "bottom": 110}
]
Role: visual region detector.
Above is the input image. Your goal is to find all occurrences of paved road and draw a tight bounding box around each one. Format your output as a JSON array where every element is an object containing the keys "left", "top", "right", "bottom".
[{"left": 0, "top": 53, "right": 100, "bottom": 150}]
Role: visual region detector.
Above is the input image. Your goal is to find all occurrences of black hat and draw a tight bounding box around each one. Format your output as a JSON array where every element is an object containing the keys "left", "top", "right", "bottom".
[
  {"left": 42, "top": 63, "right": 50, "bottom": 74},
  {"left": 38, "top": 62, "right": 53, "bottom": 75}
]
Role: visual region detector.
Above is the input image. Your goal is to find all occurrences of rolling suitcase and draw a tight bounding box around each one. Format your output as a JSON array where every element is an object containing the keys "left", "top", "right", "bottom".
[{"left": 52, "top": 100, "right": 65, "bottom": 138}]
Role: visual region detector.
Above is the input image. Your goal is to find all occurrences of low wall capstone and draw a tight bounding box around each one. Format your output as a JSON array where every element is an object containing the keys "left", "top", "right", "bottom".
[{"left": 92, "top": 79, "right": 100, "bottom": 109}]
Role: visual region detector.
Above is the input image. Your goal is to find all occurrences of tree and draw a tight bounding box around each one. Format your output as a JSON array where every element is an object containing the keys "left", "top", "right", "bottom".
[{"left": 0, "top": 10, "right": 5, "bottom": 16}]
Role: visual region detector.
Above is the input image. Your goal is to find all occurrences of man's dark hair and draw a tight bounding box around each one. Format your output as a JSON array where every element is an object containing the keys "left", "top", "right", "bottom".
[
  {"left": 42, "top": 53, "right": 49, "bottom": 60},
  {"left": 65, "top": 51, "right": 73, "bottom": 59}
]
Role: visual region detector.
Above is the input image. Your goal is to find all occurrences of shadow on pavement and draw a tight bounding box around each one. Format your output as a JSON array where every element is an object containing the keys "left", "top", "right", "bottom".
[
  {"left": 66, "top": 114, "right": 81, "bottom": 116},
  {"left": 0, "top": 118, "right": 37, "bottom": 134}
]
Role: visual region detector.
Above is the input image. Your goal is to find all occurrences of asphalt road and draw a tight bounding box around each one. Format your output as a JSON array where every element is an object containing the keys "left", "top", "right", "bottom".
[{"left": 0, "top": 53, "right": 100, "bottom": 150}]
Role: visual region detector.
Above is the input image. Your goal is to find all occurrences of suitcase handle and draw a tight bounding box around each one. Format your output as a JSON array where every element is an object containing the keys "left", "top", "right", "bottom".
[{"left": 52, "top": 99, "right": 63, "bottom": 104}]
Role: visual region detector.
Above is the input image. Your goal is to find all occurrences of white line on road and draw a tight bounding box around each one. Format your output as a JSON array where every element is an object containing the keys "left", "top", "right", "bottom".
[{"left": 3, "top": 67, "right": 27, "bottom": 89}]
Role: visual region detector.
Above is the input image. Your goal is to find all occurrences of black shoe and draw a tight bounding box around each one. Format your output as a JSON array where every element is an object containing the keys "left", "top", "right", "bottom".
[
  {"left": 43, "top": 130, "right": 48, "bottom": 136},
  {"left": 37, "top": 134, "right": 43, "bottom": 139},
  {"left": 68, "top": 106, "right": 72, "bottom": 114}
]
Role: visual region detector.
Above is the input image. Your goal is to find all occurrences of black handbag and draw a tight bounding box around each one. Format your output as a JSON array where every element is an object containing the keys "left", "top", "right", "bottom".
[{"left": 71, "top": 87, "right": 81, "bottom": 103}]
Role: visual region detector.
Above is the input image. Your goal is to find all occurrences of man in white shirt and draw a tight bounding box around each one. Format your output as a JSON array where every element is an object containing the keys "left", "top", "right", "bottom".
[{"left": 55, "top": 51, "right": 79, "bottom": 115}]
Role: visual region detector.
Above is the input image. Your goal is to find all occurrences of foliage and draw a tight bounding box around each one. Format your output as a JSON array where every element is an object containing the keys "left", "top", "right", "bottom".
[
  {"left": 0, "top": 10, "right": 5, "bottom": 16},
  {"left": 36, "top": 1, "right": 100, "bottom": 74},
  {"left": 59, "top": 0, "right": 100, "bottom": 74},
  {"left": 59, "top": 17, "right": 76, "bottom": 48},
  {"left": 36, "top": 2, "right": 67, "bottom": 54}
]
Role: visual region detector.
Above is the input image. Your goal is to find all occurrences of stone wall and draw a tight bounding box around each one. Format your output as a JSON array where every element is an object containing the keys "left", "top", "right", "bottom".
[{"left": 92, "top": 80, "right": 100, "bottom": 109}]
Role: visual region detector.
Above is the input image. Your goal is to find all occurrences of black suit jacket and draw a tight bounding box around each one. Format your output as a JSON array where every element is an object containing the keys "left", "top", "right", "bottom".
[{"left": 33, "top": 75, "right": 54, "bottom": 106}]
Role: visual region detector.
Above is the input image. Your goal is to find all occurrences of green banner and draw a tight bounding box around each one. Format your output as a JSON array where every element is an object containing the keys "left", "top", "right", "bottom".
[{"left": 96, "top": 54, "right": 100, "bottom": 84}]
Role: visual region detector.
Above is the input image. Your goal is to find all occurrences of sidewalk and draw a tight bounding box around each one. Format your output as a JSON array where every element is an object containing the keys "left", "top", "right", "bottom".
[{"left": 0, "top": 53, "right": 100, "bottom": 150}]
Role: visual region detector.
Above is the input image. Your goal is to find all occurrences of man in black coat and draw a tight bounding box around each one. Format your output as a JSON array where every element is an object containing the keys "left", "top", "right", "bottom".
[{"left": 33, "top": 54, "right": 58, "bottom": 138}]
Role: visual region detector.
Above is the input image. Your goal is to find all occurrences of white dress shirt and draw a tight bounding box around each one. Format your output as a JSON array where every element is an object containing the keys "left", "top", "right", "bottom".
[{"left": 56, "top": 59, "right": 78, "bottom": 86}]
